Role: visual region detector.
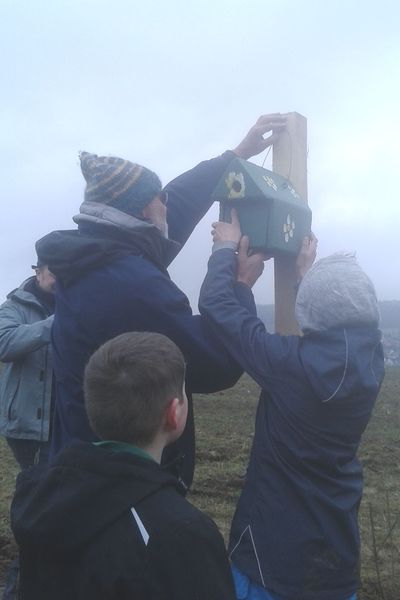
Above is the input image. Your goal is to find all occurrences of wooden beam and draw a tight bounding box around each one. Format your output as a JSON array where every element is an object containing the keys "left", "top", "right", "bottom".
[{"left": 272, "top": 112, "right": 308, "bottom": 335}]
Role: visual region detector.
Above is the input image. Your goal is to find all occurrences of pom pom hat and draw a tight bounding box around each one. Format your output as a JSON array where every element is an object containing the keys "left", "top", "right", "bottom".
[{"left": 79, "top": 152, "right": 162, "bottom": 218}]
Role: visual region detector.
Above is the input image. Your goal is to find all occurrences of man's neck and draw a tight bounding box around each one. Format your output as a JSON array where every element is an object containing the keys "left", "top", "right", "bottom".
[{"left": 141, "top": 437, "right": 166, "bottom": 464}]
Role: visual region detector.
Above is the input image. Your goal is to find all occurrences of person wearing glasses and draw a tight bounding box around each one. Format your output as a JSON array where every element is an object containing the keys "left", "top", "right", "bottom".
[
  {"left": 0, "top": 258, "right": 55, "bottom": 600},
  {"left": 36, "top": 114, "right": 286, "bottom": 491}
]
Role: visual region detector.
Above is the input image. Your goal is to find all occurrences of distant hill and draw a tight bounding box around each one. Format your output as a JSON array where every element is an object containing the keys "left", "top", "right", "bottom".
[
  {"left": 379, "top": 300, "right": 400, "bottom": 329},
  {"left": 257, "top": 300, "right": 400, "bottom": 332}
]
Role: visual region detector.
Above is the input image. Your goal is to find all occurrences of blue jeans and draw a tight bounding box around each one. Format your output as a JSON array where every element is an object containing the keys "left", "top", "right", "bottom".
[{"left": 231, "top": 564, "right": 357, "bottom": 600}]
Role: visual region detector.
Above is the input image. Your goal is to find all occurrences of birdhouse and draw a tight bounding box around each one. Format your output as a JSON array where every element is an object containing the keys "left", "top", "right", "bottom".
[{"left": 212, "top": 158, "right": 312, "bottom": 256}]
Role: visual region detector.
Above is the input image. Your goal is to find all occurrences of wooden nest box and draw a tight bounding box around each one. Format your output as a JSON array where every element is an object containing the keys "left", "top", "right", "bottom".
[{"left": 212, "top": 157, "right": 312, "bottom": 256}]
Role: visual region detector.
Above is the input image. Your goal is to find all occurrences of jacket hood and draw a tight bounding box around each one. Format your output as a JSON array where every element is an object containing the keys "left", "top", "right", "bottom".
[
  {"left": 295, "top": 253, "right": 380, "bottom": 333},
  {"left": 36, "top": 223, "right": 179, "bottom": 287},
  {"left": 11, "top": 442, "right": 178, "bottom": 554},
  {"left": 35, "top": 200, "right": 180, "bottom": 286},
  {"left": 299, "top": 326, "right": 384, "bottom": 402}
]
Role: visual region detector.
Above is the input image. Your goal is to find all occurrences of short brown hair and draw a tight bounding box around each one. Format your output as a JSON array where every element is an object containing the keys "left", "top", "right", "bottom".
[{"left": 84, "top": 332, "right": 185, "bottom": 446}]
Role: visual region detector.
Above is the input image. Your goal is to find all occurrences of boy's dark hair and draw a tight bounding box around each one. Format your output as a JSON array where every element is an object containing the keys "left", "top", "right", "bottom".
[{"left": 84, "top": 332, "right": 185, "bottom": 446}]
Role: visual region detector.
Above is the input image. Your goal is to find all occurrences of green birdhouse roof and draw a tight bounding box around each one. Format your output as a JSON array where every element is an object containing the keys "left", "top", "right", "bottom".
[{"left": 211, "top": 157, "right": 305, "bottom": 207}]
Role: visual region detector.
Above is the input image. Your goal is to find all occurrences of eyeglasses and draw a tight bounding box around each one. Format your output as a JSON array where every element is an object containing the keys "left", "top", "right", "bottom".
[{"left": 159, "top": 190, "right": 168, "bottom": 206}]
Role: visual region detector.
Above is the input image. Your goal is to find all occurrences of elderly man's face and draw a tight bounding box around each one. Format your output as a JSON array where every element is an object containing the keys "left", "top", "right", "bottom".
[
  {"left": 141, "top": 194, "right": 168, "bottom": 238},
  {"left": 35, "top": 266, "right": 56, "bottom": 294}
]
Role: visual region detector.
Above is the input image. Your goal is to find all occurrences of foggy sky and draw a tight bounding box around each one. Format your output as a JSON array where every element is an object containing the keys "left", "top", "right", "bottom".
[{"left": 1, "top": 0, "right": 399, "bottom": 309}]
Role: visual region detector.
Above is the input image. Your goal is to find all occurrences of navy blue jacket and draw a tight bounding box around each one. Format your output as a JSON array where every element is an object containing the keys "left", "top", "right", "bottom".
[
  {"left": 11, "top": 442, "right": 236, "bottom": 600},
  {"left": 199, "top": 248, "right": 385, "bottom": 600},
  {"left": 44, "top": 152, "right": 242, "bottom": 489}
]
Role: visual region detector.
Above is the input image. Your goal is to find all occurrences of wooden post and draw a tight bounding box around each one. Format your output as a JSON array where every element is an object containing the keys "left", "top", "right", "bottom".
[{"left": 272, "top": 112, "right": 308, "bottom": 335}]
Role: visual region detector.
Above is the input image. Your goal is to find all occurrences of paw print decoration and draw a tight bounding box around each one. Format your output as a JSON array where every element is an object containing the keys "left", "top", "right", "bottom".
[
  {"left": 262, "top": 174, "right": 278, "bottom": 192},
  {"left": 283, "top": 214, "right": 295, "bottom": 243}
]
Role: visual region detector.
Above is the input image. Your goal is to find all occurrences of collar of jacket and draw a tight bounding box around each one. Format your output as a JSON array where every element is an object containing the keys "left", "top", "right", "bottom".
[
  {"left": 73, "top": 201, "right": 163, "bottom": 239},
  {"left": 93, "top": 440, "right": 156, "bottom": 463},
  {"left": 74, "top": 200, "right": 179, "bottom": 267},
  {"left": 7, "top": 277, "right": 51, "bottom": 316}
]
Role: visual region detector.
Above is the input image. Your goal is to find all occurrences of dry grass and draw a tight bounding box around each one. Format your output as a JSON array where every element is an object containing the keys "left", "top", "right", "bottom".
[{"left": 0, "top": 438, "right": 18, "bottom": 581}]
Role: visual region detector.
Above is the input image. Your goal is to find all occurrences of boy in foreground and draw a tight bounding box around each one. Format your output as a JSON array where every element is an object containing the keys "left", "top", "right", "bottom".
[
  {"left": 11, "top": 332, "right": 236, "bottom": 600},
  {"left": 199, "top": 211, "right": 385, "bottom": 600}
]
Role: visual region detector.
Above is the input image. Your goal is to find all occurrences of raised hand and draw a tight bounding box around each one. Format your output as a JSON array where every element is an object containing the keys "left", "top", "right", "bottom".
[
  {"left": 237, "top": 236, "right": 270, "bottom": 288},
  {"left": 232, "top": 114, "right": 287, "bottom": 160}
]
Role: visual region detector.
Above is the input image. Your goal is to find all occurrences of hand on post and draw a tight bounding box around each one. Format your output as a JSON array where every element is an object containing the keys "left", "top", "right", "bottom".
[
  {"left": 296, "top": 232, "right": 318, "bottom": 281},
  {"left": 232, "top": 114, "right": 287, "bottom": 160}
]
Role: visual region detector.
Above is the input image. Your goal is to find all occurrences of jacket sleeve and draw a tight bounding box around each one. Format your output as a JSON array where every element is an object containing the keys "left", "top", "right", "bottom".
[
  {"left": 0, "top": 302, "right": 53, "bottom": 362},
  {"left": 199, "top": 248, "right": 298, "bottom": 389},
  {"left": 132, "top": 268, "right": 246, "bottom": 393},
  {"left": 165, "top": 151, "right": 235, "bottom": 254}
]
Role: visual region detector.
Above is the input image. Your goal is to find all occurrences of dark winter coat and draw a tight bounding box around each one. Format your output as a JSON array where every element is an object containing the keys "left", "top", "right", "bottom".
[
  {"left": 0, "top": 278, "right": 53, "bottom": 441},
  {"left": 11, "top": 442, "right": 236, "bottom": 600},
  {"left": 36, "top": 151, "right": 242, "bottom": 489},
  {"left": 199, "top": 248, "right": 385, "bottom": 600}
]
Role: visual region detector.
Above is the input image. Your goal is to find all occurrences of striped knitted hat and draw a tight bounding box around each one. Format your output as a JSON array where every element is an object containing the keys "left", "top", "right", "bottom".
[{"left": 80, "top": 152, "right": 162, "bottom": 217}]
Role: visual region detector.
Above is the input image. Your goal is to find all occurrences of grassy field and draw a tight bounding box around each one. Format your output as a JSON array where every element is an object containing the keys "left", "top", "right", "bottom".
[
  {"left": 1, "top": 369, "right": 399, "bottom": 598},
  {"left": 0, "top": 436, "right": 18, "bottom": 583}
]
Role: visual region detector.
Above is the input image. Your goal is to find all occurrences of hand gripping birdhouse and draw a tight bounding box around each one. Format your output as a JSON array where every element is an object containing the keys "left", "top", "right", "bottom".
[{"left": 212, "top": 158, "right": 312, "bottom": 256}]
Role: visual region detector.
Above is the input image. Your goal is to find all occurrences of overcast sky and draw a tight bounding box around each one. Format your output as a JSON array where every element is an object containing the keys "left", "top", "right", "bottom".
[{"left": 2, "top": 0, "right": 399, "bottom": 309}]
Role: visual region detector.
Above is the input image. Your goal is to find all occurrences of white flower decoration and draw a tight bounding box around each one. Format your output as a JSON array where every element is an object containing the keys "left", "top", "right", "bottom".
[{"left": 283, "top": 214, "right": 295, "bottom": 243}]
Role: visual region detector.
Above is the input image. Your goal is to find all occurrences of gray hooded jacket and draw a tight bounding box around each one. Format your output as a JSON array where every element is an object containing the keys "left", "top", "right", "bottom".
[{"left": 0, "top": 278, "right": 53, "bottom": 440}]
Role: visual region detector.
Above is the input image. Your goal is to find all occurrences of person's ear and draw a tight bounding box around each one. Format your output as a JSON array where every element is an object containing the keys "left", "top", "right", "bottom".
[{"left": 164, "top": 397, "right": 180, "bottom": 432}]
